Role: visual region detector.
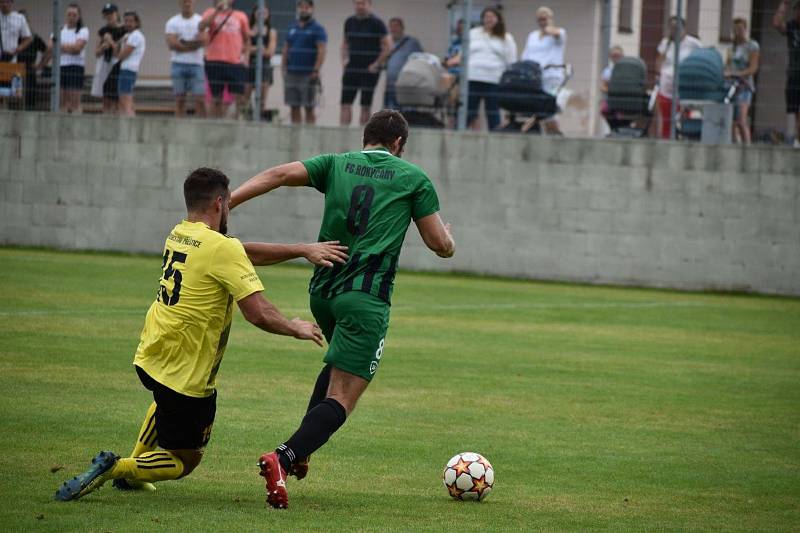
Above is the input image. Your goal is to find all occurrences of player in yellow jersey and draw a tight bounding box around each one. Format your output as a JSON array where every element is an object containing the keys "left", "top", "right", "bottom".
[{"left": 55, "top": 167, "right": 347, "bottom": 501}]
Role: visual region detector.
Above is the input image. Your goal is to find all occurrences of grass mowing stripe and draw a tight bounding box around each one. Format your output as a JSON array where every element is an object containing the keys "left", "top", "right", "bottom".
[
  {"left": 0, "top": 247, "right": 798, "bottom": 531},
  {"left": 0, "top": 300, "right": 708, "bottom": 317}
]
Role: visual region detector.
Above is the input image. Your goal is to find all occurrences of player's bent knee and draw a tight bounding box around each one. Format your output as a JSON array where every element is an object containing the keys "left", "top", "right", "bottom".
[{"left": 172, "top": 448, "right": 204, "bottom": 478}]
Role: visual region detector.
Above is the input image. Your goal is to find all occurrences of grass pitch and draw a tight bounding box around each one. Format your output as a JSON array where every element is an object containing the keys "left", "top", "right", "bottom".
[{"left": 0, "top": 248, "right": 798, "bottom": 531}]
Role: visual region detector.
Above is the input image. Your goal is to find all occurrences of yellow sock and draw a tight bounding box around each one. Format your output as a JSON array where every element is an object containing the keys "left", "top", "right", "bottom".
[
  {"left": 130, "top": 402, "right": 158, "bottom": 457},
  {"left": 110, "top": 451, "right": 185, "bottom": 482}
]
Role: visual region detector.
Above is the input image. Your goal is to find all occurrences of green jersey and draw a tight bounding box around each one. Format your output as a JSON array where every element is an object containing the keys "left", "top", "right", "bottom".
[{"left": 302, "top": 148, "right": 440, "bottom": 304}]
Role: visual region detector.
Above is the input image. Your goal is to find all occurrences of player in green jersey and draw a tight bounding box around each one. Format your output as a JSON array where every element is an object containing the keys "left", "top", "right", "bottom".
[{"left": 230, "top": 110, "right": 455, "bottom": 509}]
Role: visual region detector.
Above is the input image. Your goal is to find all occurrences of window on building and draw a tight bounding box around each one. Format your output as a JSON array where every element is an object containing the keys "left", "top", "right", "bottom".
[
  {"left": 685, "top": 0, "right": 700, "bottom": 37},
  {"left": 618, "top": 0, "right": 633, "bottom": 34},
  {"left": 719, "top": 0, "right": 734, "bottom": 42}
]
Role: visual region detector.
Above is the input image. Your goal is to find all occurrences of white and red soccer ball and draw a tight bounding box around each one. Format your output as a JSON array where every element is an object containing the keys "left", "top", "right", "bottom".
[{"left": 442, "top": 452, "right": 494, "bottom": 501}]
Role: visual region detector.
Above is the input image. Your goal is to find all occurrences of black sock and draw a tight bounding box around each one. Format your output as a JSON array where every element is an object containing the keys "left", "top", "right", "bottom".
[
  {"left": 276, "top": 398, "right": 347, "bottom": 471},
  {"left": 306, "top": 365, "right": 332, "bottom": 413}
]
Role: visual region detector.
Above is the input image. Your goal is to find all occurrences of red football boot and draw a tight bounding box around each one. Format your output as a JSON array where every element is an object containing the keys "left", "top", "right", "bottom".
[
  {"left": 290, "top": 457, "right": 309, "bottom": 480},
  {"left": 258, "top": 452, "right": 288, "bottom": 509}
]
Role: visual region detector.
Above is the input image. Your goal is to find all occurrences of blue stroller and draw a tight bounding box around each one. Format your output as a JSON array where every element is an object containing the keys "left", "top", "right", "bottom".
[{"left": 676, "top": 48, "right": 737, "bottom": 140}]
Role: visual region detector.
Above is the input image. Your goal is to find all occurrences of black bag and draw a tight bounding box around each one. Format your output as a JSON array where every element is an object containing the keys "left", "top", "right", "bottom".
[{"left": 498, "top": 60, "right": 555, "bottom": 114}]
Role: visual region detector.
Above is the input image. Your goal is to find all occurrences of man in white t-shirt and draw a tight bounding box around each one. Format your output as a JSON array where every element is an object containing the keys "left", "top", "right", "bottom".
[
  {"left": 0, "top": 0, "right": 32, "bottom": 64},
  {"left": 655, "top": 16, "right": 702, "bottom": 138},
  {"left": 521, "top": 6, "right": 567, "bottom": 134},
  {"left": 166, "top": 0, "right": 206, "bottom": 117}
]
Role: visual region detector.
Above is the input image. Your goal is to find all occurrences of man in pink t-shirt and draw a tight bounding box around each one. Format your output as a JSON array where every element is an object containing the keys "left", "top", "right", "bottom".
[{"left": 199, "top": 0, "right": 250, "bottom": 118}]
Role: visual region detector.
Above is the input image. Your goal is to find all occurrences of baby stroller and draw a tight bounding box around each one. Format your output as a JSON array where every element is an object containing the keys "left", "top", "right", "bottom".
[
  {"left": 496, "top": 61, "right": 571, "bottom": 134},
  {"left": 605, "top": 57, "right": 652, "bottom": 138},
  {"left": 676, "top": 48, "right": 733, "bottom": 140},
  {"left": 395, "top": 53, "right": 453, "bottom": 129}
]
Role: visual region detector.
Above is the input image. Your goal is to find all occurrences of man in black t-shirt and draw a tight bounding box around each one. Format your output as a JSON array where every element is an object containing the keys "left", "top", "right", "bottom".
[
  {"left": 340, "top": 0, "right": 391, "bottom": 126},
  {"left": 774, "top": 0, "right": 800, "bottom": 147},
  {"left": 95, "top": 3, "right": 126, "bottom": 114},
  {"left": 16, "top": 10, "right": 46, "bottom": 110}
]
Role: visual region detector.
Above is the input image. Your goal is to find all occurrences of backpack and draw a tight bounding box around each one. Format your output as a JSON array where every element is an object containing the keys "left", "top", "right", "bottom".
[{"left": 396, "top": 53, "right": 444, "bottom": 107}]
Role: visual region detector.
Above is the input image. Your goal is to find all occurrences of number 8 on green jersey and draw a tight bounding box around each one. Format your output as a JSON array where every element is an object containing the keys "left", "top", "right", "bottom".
[{"left": 301, "top": 147, "right": 440, "bottom": 380}]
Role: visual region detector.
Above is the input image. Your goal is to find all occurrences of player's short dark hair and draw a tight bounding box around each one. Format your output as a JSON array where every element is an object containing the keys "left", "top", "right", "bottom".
[
  {"left": 733, "top": 17, "right": 746, "bottom": 27},
  {"left": 363, "top": 110, "right": 409, "bottom": 152},
  {"left": 297, "top": 0, "right": 314, "bottom": 6},
  {"left": 184, "top": 168, "right": 230, "bottom": 212}
]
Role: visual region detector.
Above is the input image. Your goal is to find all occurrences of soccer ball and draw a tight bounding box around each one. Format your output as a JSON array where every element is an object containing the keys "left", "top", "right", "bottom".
[{"left": 442, "top": 452, "right": 494, "bottom": 501}]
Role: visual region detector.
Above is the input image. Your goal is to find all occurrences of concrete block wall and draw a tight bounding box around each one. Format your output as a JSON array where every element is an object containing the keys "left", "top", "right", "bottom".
[{"left": 2, "top": 111, "right": 799, "bottom": 295}]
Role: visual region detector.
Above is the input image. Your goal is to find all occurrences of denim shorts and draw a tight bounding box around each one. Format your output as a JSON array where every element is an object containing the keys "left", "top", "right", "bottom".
[
  {"left": 118, "top": 69, "right": 138, "bottom": 95},
  {"left": 171, "top": 62, "right": 205, "bottom": 96},
  {"left": 735, "top": 88, "right": 753, "bottom": 105}
]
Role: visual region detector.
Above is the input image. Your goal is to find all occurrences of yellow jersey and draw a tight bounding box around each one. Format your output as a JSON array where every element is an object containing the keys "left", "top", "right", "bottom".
[{"left": 133, "top": 220, "right": 264, "bottom": 398}]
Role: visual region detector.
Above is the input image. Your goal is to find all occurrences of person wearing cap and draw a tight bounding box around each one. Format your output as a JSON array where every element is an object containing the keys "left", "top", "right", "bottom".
[{"left": 95, "top": 3, "right": 126, "bottom": 113}]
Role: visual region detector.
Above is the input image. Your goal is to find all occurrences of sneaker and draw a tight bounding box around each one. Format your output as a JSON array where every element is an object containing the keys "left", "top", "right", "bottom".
[
  {"left": 54, "top": 451, "right": 119, "bottom": 501},
  {"left": 258, "top": 452, "right": 288, "bottom": 509},
  {"left": 289, "top": 457, "right": 309, "bottom": 480},
  {"left": 112, "top": 478, "right": 156, "bottom": 492}
]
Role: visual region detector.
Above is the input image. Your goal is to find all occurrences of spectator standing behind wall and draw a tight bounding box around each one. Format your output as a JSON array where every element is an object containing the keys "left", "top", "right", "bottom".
[
  {"left": 773, "top": 0, "right": 800, "bottom": 148},
  {"left": 466, "top": 7, "right": 517, "bottom": 131},
  {"left": 725, "top": 18, "right": 759, "bottom": 145},
  {"left": 246, "top": 5, "right": 277, "bottom": 120},
  {"left": 166, "top": 0, "right": 206, "bottom": 118},
  {"left": 340, "top": 0, "right": 391, "bottom": 126},
  {"left": 94, "top": 3, "right": 125, "bottom": 115},
  {"left": 115, "top": 11, "right": 145, "bottom": 118},
  {"left": 16, "top": 9, "right": 47, "bottom": 110},
  {"left": 51, "top": 3, "right": 88, "bottom": 114},
  {"left": 200, "top": 0, "right": 251, "bottom": 119},
  {"left": 0, "top": 0, "right": 32, "bottom": 95},
  {"left": 521, "top": 6, "right": 567, "bottom": 135},
  {"left": 654, "top": 16, "right": 701, "bottom": 139},
  {"left": 383, "top": 17, "right": 422, "bottom": 110},
  {"left": 283, "top": 0, "right": 327, "bottom": 125},
  {"left": 443, "top": 19, "right": 463, "bottom": 77},
  {"left": 599, "top": 45, "right": 624, "bottom": 129}
]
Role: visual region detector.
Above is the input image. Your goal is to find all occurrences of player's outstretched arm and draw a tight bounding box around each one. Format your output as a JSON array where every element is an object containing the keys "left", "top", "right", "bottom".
[
  {"left": 244, "top": 241, "right": 348, "bottom": 267},
  {"left": 230, "top": 162, "right": 310, "bottom": 209},
  {"left": 415, "top": 213, "right": 455, "bottom": 258},
  {"left": 237, "top": 292, "right": 324, "bottom": 346}
]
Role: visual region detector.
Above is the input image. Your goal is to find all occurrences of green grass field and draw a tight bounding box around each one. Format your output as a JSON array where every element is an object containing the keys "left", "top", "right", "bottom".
[{"left": 0, "top": 247, "right": 798, "bottom": 531}]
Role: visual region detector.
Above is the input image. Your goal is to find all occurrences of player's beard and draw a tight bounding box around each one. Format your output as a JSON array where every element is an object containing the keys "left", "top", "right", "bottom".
[{"left": 219, "top": 211, "right": 228, "bottom": 235}]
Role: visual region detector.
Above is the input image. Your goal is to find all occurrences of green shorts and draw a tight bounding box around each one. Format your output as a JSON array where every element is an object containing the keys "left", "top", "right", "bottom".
[{"left": 310, "top": 291, "right": 390, "bottom": 382}]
